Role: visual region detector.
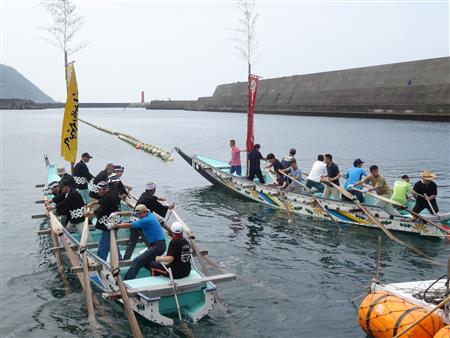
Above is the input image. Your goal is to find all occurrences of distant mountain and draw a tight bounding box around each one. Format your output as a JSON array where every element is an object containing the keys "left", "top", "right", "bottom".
[{"left": 0, "top": 64, "right": 54, "bottom": 103}]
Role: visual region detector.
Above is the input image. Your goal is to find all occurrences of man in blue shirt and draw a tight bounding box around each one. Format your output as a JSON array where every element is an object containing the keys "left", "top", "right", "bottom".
[
  {"left": 343, "top": 158, "right": 367, "bottom": 202},
  {"left": 113, "top": 204, "right": 166, "bottom": 280}
]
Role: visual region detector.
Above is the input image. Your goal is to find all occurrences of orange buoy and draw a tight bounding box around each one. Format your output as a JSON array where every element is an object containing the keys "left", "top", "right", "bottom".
[
  {"left": 358, "top": 292, "right": 444, "bottom": 338},
  {"left": 136, "top": 143, "right": 141, "bottom": 150},
  {"left": 434, "top": 325, "right": 450, "bottom": 338}
]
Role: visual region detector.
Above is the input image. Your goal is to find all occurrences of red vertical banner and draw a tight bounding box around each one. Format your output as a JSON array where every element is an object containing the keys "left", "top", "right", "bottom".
[{"left": 246, "top": 74, "right": 260, "bottom": 152}]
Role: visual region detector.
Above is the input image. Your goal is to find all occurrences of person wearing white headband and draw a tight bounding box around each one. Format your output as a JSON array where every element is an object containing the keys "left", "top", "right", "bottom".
[
  {"left": 45, "top": 181, "right": 65, "bottom": 205},
  {"left": 149, "top": 222, "right": 192, "bottom": 279},
  {"left": 135, "top": 182, "right": 175, "bottom": 218}
]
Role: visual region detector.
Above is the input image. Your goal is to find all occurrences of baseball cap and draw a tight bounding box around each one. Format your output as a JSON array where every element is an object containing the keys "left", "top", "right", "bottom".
[
  {"left": 171, "top": 222, "right": 184, "bottom": 234},
  {"left": 353, "top": 158, "right": 365, "bottom": 166},
  {"left": 82, "top": 152, "right": 93, "bottom": 159},
  {"left": 135, "top": 204, "right": 149, "bottom": 213}
]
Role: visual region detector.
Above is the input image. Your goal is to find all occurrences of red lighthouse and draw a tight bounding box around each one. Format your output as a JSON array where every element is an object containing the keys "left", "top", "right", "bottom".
[{"left": 141, "top": 91, "right": 145, "bottom": 103}]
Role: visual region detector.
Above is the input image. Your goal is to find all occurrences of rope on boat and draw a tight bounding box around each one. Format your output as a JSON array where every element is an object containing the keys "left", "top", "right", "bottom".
[{"left": 79, "top": 118, "right": 174, "bottom": 161}]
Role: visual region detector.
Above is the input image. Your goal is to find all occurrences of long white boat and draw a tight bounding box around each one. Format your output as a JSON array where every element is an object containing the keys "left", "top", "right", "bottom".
[
  {"left": 43, "top": 163, "right": 235, "bottom": 326},
  {"left": 175, "top": 147, "right": 450, "bottom": 238}
]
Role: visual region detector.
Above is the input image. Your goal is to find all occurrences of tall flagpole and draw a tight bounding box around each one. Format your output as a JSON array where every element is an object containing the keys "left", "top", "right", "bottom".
[{"left": 247, "top": 62, "right": 251, "bottom": 176}]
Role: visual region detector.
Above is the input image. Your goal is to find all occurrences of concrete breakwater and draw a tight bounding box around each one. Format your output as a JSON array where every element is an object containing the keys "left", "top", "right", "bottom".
[
  {"left": 0, "top": 100, "right": 133, "bottom": 109},
  {"left": 148, "top": 57, "right": 450, "bottom": 121}
]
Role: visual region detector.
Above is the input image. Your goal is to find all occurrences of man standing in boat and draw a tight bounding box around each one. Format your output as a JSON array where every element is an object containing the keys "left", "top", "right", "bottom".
[
  {"left": 229, "top": 139, "right": 244, "bottom": 176},
  {"left": 123, "top": 182, "right": 174, "bottom": 260},
  {"left": 351, "top": 165, "right": 397, "bottom": 215},
  {"left": 150, "top": 222, "right": 192, "bottom": 279},
  {"left": 84, "top": 181, "right": 120, "bottom": 261},
  {"left": 73, "top": 152, "right": 95, "bottom": 203},
  {"left": 112, "top": 204, "right": 166, "bottom": 280},
  {"left": 266, "top": 153, "right": 284, "bottom": 185},
  {"left": 305, "top": 154, "right": 327, "bottom": 193},
  {"left": 247, "top": 144, "right": 266, "bottom": 183},
  {"left": 390, "top": 175, "right": 413, "bottom": 207},
  {"left": 343, "top": 159, "right": 367, "bottom": 202},
  {"left": 89, "top": 163, "right": 115, "bottom": 199},
  {"left": 114, "top": 165, "right": 133, "bottom": 196},
  {"left": 321, "top": 154, "right": 341, "bottom": 200},
  {"left": 412, "top": 170, "right": 439, "bottom": 215}
]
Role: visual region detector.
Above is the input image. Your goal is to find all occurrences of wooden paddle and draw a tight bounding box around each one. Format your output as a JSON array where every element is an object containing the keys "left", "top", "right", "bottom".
[
  {"left": 328, "top": 182, "right": 432, "bottom": 260},
  {"left": 280, "top": 172, "right": 341, "bottom": 230},
  {"left": 47, "top": 211, "right": 101, "bottom": 336},
  {"left": 79, "top": 209, "right": 96, "bottom": 323},
  {"left": 109, "top": 227, "right": 143, "bottom": 338},
  {"left": 43, "top": 197, "right": 66, "bottom": 282},
  {"left": 393, "top": 294, "right": 450, "bottom": 337},
  {"left": 160, "top": 264, "right": 183, "bottom": 321},
  {"left": 264, "top": 169, "right": 293, "bottom": 223},
  {"left": 363, "top": 191, "right": 450, "bottom": 235}
]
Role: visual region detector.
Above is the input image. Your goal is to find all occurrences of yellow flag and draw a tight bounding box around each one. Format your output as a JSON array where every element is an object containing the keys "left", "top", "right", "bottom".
[{"left": 60, "top": 63, "right": 79, "bottom": 163}]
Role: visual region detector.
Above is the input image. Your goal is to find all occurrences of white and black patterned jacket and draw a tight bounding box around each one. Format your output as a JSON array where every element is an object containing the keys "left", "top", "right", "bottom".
[{"left": 55, "top": 188, "right": 86, "bottom": 224}]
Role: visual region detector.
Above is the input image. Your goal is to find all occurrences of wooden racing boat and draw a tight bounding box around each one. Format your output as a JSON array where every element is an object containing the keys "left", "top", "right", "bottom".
[
  {"left": 42, "top": 163, "right": 235, "bottom": 326},
  {"left": 175, "top": 147, "right": 450, "bottom": 238}
]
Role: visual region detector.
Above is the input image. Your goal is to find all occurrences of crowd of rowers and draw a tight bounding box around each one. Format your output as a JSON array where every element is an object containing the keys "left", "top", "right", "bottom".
[
  {"left": 45, "top": 152, "right": 191, "bottom": 280},
  {"left": 229, "top": 140, "right": 440, "bottom": 217}
]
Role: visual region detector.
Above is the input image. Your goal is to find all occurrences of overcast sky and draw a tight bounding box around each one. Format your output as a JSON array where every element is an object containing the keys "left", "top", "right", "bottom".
[{"left": 1, "top": 0, "right": 449, "bottom": 102}]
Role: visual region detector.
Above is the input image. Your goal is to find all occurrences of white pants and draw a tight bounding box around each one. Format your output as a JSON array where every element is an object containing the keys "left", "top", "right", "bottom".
[{"left": 322, "top": 186, "right": 340, "bottom": 200}]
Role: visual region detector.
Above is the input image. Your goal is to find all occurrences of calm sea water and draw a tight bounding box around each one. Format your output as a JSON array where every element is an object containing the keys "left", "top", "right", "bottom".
[{"left": 1, "top": 108, "right": 449, "bottom": 338}]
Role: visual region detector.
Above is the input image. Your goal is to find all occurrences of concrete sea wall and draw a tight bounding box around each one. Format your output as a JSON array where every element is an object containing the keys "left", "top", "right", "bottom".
[{"left": 148, "top": 57, "right": 450, "bottom": 121}]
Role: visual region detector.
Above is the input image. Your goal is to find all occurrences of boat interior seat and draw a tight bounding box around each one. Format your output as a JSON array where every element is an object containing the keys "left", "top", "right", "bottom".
[{"left": 124, "top": 269, "right": 203, "bottom": 287}]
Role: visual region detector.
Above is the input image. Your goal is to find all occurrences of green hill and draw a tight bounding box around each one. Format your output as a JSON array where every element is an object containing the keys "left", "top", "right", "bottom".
[{"left": 0, "top": 64, "right": 54, "bottom": 103}]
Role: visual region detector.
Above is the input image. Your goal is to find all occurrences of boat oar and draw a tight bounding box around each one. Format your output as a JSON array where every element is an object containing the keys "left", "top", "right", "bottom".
[
  {"left": 393, "top": 294, "right": 450, "bottom": 337},
  {"left": 264, "top": 169, "right": 293, "bottom": 223},
  {"left": 161, "top": 264, "right": 183, "bottom": 320},
  {"left": 363, "top": 191, "right": 450, "bottom": 236},
  {"left": 328, "top": 182, "right": 432, "bottom": 260},
  {"left": 79, "top": 209, "right": 96, "bottom": 324},
  {"left": 281, "top": 172, "right": 341, "bottom": 230},
  {"left": 109, "top": 227, "right": 143, "bottom": 338},
  {"left": 160, "top": 263, "right": 195, "bottom": 338}
]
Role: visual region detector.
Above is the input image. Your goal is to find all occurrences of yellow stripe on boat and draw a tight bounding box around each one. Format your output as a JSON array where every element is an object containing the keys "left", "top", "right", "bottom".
[{"left": 338, "top": 210, "right": 370, "bottom": 224}]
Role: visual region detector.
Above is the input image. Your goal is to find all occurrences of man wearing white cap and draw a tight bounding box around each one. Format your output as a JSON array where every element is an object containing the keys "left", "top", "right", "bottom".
[
  {"left": 113, "top": 204, "right": 166, "bottom": 280},
  {"left": 136, "top": 182, "right": 174, "bottom": 217},
  {"left": 45, "top": 181, "right": 65, "bottom": 205},
  {"left": 57, "top": 166, "right": 76, "bottom": 189},
  {"left": 150, "top": 222, "right": 192, "bottom": 279}
]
